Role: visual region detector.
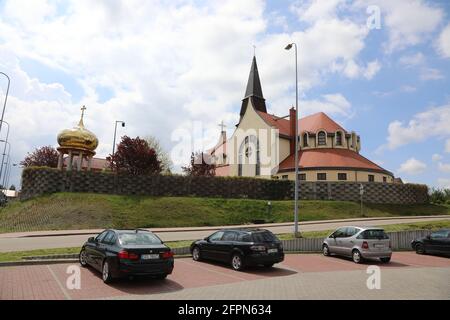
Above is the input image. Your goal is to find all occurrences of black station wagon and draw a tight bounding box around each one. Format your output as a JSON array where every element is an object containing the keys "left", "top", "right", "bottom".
[{"left": 190, "top": 228, "right": 284, "bottom": 271}]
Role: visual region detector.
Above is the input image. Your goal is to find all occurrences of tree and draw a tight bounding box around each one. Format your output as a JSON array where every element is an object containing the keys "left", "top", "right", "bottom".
[
  {"left": 107, "top": 136, "right": 162, "bottom": 175},
  {"left": 20, "top": 146, "right": 59, "bottom": 168},
  {"left": 182, "top": 152, "right": 216, "bottom": 177},
  {"left": 145, "top": 136, "right": 173, "bottom": 173}
]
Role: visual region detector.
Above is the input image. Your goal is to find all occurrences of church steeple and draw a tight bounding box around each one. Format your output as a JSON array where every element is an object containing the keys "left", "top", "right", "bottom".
[
  {"left": 244, "top": 56, "right": 264, "bottom": 100},
  {"left": 239, "top": 56, "right": 267, "bottom": 120}
]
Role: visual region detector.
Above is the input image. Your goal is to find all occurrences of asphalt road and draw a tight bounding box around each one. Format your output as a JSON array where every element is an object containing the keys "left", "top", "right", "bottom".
[{"left": 0, "top": 215, "right": 449, "bottom": 252}]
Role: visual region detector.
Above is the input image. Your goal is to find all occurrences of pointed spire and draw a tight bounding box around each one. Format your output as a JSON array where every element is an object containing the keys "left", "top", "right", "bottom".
[
  {"left": 238, "top": 56, "right": 267, "bottom": 121},
  {"left": 244, "top": 56, "right": 264, "bottom": 100}
]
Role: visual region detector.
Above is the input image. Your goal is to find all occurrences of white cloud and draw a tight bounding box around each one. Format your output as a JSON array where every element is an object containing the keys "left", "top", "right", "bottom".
[
  {"left": 291, "top": 0, "right": 343, "bottom": 23},
  {"left": 438, "top": 162, "right": 450, "bottom": 173},
  {"left": 383, "top": 105, "right": 450, "bottom": 150},
  {"left": 363, "top": 60, "right": 381, "bottom": 79},
  {"left": 398, "top": 158, "right": 427, "bottom": 175},
  {"left": 432, "top": 154, "right": 443, "bottom": 162},
  {"left": 399, "top": 52, "right": 425, "bottom": 67},
  {"left": 376, "top": 0, "right": 443, "bottom": 52},
  {"left": 420, "top": 68, "right": 444, "bottom": 81},
  {"left": 436, "top": 23, "right": 450, "bottom": 58},
  {"left": 302, "top": 94, "right": 353, "bottom": 119}
]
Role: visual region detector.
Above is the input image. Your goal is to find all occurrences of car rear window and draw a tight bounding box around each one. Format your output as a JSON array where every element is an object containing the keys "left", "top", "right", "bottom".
[
  {"left": 358, "top": 230, "right": 389, "bottom": 240},
  {"left": 118, "top": 232, "right": 162, "bottom": 245},
  {"left": 252, "top": 231, "right": 277, "bottom": 242}
]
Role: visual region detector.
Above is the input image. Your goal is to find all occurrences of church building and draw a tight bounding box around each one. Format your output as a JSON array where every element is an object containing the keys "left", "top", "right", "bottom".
[{"left": 209, "top": 56, "right": 395, "bottom": 183}]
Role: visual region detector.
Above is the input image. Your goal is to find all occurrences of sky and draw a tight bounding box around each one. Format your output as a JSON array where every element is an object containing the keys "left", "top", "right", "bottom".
[{"left": 0, "top": 0, "right": 449, "bottom": 190}]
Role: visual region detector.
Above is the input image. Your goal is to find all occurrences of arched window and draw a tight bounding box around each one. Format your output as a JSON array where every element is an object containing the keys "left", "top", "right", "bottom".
[
  {"left": 318, "top": 131, "right": 326, "bottom": 146},
  {"left": 303, "top": 133, "right": 308, "bottom": 147},
  {"left": 335, "top": 131, "right": 342, "bottom": 146},
  {"left": 238, "top": 135, "right": 260, "bottom": 176}
]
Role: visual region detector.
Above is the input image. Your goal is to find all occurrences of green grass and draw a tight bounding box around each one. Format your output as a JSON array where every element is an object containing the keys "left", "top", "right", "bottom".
[
  {"left": 277, "top": 219, "right": 450, "bottom": 240},
  {"left": 0, "top": 240, "right": 193, "bottom": 263},
  {"left": 0, "top": 192, "right": 449, "bottom": 233},
  {"left": 0, "top": 247, "right": 82, "bottom": 263}
]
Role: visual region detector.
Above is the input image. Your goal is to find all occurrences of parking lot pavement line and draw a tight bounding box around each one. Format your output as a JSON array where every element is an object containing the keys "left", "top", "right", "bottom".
[
  {"left": 177, "top": 259, "right": 249, "bottom": 282},
  {"left": 46, "top": 265, "right": 72, "bottom": 300}
]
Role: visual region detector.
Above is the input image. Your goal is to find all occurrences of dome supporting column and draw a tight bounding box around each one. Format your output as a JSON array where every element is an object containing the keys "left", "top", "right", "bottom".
[
  {"left": 57, "top": 152, "right": 64, "bottom": 170},
  {"left": 67, "top": 151, "right": 73, "bottom": 171},
  {"left": 87, "top": 157, "right": 92, "bottom": 171},
  {"left": 77, "top": 152, "right": 83, "bottom": 171}
]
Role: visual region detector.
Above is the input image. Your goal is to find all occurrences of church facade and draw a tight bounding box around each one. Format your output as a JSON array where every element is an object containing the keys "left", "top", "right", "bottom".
[{"left": 209, "top": 57, "right": 395, "bottom": 183}]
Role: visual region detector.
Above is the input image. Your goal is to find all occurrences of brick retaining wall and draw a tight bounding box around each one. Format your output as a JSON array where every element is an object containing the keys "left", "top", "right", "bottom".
[{"left": 20, "top": 167, "right": 428, "bottom": 204}]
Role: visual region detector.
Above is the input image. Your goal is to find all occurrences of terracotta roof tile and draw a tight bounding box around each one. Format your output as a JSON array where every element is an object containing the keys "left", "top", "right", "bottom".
[
  {"left": 257, "top": 111, "right": 346, "bottom": 136},
  {"left": 278, "top": 148, "right": 390, "bottom": 174}
]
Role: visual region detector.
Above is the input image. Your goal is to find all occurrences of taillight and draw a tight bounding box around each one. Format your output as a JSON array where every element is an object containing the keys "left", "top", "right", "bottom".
[
  {"left": 161, "top": 251, "right": 174, "bottom": 259},
  {"left": 362, "top": 241, "right": 369, "bottom": 249},
  {"left": 118, "top": 250, "right": 139, "bottom": 260},
  {"left": 250, "top": 245, "right": 266, "bottom": 252}
]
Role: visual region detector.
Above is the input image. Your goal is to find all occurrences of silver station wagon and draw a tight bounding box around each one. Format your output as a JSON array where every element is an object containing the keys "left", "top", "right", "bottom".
[{"left": 322, "top": 226, "right": 392, "bottom": 263}]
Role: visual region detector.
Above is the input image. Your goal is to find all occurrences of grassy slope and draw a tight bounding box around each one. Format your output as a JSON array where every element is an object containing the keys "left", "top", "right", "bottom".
[
  {"left": 2, "top": 220, "right": 449, "bottom": 262},
  {"left": 0, "top": 192, "right": 449, "bottom": 233}
]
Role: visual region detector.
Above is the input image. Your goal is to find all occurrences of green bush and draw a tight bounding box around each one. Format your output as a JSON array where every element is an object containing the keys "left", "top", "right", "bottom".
[{"left": 429, "top": 188, "right": 450, "bottom": 204}]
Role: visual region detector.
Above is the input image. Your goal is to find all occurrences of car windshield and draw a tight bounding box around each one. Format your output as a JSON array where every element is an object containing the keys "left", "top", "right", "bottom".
[
  {"left": 252, "top": 231, "right": 277, "bottom": 242},
  {"left": 361, "top": 229, "right": 389, "bottom": 240},
  {"left": 118, "top": 232, "right": 162, "bottom": 245}
]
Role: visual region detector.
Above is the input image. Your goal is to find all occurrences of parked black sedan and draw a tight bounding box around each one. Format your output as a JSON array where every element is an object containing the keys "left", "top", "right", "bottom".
[
  {"left": 190, "top": 228, "right": 284, "bottom": 271},
  {"left": 79, "top": 229, "right": 174, "bottom": 283},
  {"left": 411, "top": 229, "right": 450, "bottom": 256}
]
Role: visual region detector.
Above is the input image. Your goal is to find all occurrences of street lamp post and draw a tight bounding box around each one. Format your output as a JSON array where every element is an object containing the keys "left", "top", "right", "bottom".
[
  {"left": 0, "top": 72, "right": 10, "bottom": 135},
  {"left": 1, "top": 154, "right": 9, "bottom": 190},
  {"left": 4, "top": 159, "right": 11, "bottom": 190},
  {"left": 285, "top": 42, "right": 301, "bottom": 237},
  {"left": 112, "top": 121, "right": 125, "bottom": 156},
  {"left": 0, "top": 120, "right": 9, "bottom": 183},
  {"left": 0, "top": 139, "right": 10, "bottom": 189}
]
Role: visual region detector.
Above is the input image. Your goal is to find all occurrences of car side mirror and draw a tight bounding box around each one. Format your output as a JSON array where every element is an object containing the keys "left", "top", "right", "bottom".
[
  {"left": 204, "top": 237, "right": 210, "bottom": 242},
  {"left": 88, "top": 237, "right": 95, "bottom": 243}
]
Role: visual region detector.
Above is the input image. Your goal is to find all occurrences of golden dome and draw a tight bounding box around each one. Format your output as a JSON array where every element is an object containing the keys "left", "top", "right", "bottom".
[{"left": 57, "top": 106, "right": 98, "bottom": 153}]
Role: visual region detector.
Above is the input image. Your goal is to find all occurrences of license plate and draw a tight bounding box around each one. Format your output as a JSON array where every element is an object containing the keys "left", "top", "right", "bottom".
[
  {"left": 141, "top": 254, "right": 160, "bottom": 260},
  {"left": 374, "top": 244, "right": 385, "bottom": 248},
  {"left": 268, "top": 248, "right": 278, "bottom": 254}
]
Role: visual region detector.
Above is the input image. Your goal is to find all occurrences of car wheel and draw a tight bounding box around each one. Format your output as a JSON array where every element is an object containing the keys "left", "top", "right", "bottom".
[
  {"left": 192, "top": 246, "right": 202, "bottom": 261},
  {"left": 380, "top": 257, "right": 391, "bottom": 263},
  {"left": 415, "top": 243, "right": 425, "bottom": 255},
  {"left": 263, "top": 263, "right": 274, "bottom": 268},
  {"left": 79, "top": 249, "right": 88, "bottom": 268},
  {"left": 322, "top": 244, "right": 330, "bottom": 256},
  {"left": 231, "top": 253, "right": 244, "bottom": 271},
  {"left": 352, "top": 250, "right": 363, "bottom": 264},
  {"left": 102, "top": 261, "right": 113, "bottom": 284}
]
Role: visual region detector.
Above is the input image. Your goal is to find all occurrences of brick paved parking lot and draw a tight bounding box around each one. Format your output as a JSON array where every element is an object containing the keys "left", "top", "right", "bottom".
[{"left": 0, "top": 252, "right": 449, "bottom": 300}]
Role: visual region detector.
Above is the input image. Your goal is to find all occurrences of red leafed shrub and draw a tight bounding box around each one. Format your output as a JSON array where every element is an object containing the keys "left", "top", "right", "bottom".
[
  {"left": 20, "top": 146, "right": 59, "bottom": 168},
  {"left": 107, "top": 136, "right": 162, "bottom": 175}
]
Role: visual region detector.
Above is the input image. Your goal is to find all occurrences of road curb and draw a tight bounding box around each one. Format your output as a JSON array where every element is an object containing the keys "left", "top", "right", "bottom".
[{"left": 0, "top": 259, "right": 79, "bottom": 267}]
